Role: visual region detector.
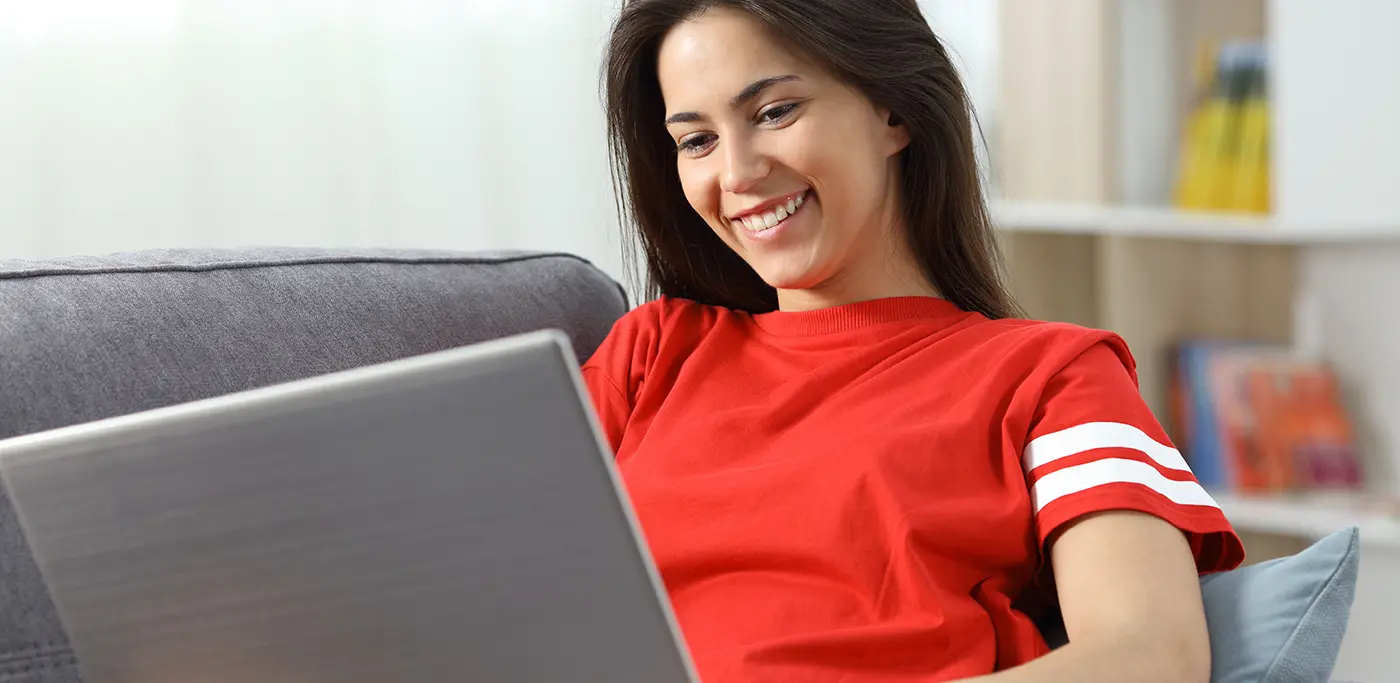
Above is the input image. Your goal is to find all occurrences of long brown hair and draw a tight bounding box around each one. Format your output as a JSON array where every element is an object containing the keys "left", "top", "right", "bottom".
[{"left": 603, "top": 0, "right": 1020, "bottom": 318}]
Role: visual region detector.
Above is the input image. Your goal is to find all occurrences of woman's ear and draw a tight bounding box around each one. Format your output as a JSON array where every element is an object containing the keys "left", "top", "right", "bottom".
[{"left": 883, "top": 110, "right": 912, "bottom": 156}]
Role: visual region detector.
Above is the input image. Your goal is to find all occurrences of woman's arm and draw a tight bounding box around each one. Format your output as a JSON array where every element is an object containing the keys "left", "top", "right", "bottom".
[{"left": 964, "top": 510, "right": 1211, "bottom": 683}]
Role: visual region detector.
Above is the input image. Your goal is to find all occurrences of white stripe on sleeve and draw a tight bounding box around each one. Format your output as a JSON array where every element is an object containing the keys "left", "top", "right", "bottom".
[
  {"left": 1030, "top": 458, "right": 1220, "bottom": 514},
  {"left": 1023, "top": 421, "right": 1191, "bottom": 474}
]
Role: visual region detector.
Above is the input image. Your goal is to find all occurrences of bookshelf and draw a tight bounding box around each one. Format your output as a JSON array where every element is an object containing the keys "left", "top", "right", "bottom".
[
  {"left": 991, "top": 2, "right": 1400, "bottom": 678},
  {"left": 994, "top": 0, "right": 1400, "bottom": 470}
]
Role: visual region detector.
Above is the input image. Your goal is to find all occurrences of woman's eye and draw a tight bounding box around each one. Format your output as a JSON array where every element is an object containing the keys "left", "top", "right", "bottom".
[
  {"left": 676, "top": 134, "right": 715, "bottom": 155},
  {"left": 758, "top": 102, "right": 799, "bottom": 124}
]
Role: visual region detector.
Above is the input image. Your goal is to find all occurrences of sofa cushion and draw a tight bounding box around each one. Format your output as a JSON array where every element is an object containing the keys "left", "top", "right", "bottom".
[
  {"left": 0, "top": 248, "right": 627, "bottom": 439},
  {"left": 0, "top": 247, "right": 629, "bottom": 682},
  {"left": 1201, "top": 527, "right": 1360, "bottom": 683}
]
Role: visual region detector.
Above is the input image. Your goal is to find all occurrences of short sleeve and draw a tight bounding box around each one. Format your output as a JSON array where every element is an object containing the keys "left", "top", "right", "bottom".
[
  {"left": 1023, "top": 337, "right": 1245, "bottom": 574},
  {"left": 580, "top": 301, "right": 663, "bottom": 454}
]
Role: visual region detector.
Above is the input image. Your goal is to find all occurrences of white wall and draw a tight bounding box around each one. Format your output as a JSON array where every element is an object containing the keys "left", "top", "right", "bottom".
[
  {"left": 0, "top": 0, "right": 627, "bottom": 281},
  {"left": 1272, "top": 0, "right": 1400, "bottom": 228}
]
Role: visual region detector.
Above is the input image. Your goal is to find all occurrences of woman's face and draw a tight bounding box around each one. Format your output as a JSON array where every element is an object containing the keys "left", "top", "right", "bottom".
[{"left": 657, "top": 7, "right": 924, "bottom": 310}]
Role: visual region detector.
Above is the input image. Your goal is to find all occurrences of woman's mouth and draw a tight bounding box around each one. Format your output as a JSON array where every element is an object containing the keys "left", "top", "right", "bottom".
[{"left": 733, "top": 190, "right": 809, "bottom": 235}]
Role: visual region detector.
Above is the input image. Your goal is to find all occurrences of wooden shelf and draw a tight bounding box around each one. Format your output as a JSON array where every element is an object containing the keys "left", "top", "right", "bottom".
[
  {"left": 1212, "top": 491, "right": 1400, "bottom": 547},
  {"left": 992, "top": 201, "right": 1400, "bottom": 244}
]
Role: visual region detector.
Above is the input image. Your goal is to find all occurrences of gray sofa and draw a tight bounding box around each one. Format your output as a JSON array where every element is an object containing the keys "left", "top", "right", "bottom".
[{"left": 0, "top": 248, "right": 628, "bottom": 681}]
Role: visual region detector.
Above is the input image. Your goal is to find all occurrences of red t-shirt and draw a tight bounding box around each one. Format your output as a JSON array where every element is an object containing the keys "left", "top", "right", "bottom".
[{"left": 581, "top": 295, "right": 1244, "bottom": 683}]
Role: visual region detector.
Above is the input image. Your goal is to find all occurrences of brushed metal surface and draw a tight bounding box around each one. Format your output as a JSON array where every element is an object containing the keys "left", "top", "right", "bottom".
[{"left": 0, "top": 331, "right": 696, "bottom": 683}]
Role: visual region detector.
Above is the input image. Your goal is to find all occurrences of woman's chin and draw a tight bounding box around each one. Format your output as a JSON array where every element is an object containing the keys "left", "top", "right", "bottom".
[{"left": 753, "top": 266, "right": 826, "bottom": 295}]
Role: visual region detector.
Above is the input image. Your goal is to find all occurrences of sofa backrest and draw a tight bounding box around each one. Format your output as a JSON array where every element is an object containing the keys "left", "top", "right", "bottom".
[{"left": 0, "top": 247, "right": 629, "bottom": 681}]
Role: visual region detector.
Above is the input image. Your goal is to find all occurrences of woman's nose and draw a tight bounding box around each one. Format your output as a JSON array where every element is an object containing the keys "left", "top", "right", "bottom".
[{"left": 719, "top": 138, "right": 770, "bottom": 194}]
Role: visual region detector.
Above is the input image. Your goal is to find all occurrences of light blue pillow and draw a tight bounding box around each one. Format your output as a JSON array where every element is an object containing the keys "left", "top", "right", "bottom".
[{"left": 1200, "top": 527, "right": 1360, "bottom": 683}]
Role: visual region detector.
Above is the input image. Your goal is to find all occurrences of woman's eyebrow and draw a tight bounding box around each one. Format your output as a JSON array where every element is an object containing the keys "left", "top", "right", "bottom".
[
  {"left": 664, "top": 74, "right": 802, "bottom": 125},
  {"left": 730, "top": 74, "right": 800, "bottom": 108}
]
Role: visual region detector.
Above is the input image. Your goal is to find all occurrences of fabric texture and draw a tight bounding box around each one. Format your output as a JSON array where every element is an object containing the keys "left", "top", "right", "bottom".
[
  {"left": 1200, "top": 527, "right": 1360, "bottom": 683},
  {"left": 0, "top": 247, "right": 628, "bottom": 683},
  {"left": 581, "top": 295, "right": 1243, "bottom": 683}
]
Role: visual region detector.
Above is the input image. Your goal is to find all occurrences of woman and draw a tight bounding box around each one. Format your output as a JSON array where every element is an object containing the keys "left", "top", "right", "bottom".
[{"left": 586, "top": 1, "right": 1243, "bottom": 681}]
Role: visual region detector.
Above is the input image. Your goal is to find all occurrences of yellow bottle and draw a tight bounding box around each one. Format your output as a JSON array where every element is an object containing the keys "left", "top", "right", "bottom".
[
  {"left": 1176, "top": 43, "right": 1244, "bottom": 211},
  {"left": 1229, "top": 45, "right": 1270, "bottom": 214}
]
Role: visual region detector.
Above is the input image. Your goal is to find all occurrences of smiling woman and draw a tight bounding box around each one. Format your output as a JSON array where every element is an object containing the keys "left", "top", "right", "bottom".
[
  {"left": 655, "top": 11, "right": 929, "bottom": 313},
  {"left": 588, "top": 2, "right": 1244, "bottom": 683}
]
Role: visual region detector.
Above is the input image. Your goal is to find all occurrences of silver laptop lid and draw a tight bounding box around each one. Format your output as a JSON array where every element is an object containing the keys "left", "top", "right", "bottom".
[{"left": 0, "top": 330, "right": 697, "bottom": 683}]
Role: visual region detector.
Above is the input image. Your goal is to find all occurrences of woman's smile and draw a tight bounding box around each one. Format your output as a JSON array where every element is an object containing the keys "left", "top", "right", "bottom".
[{"left": 728, "top": 189, "right": 811, "bottom": 243}]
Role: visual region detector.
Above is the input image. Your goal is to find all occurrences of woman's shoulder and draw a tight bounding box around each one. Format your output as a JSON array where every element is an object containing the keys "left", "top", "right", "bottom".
[
  {"left": 582, "top": 295, "right": 752, "bottom": 409},
  {"left": 962, "top": 315, "right": 1139, "bottom": 379},
  {"left": 607, "top": 295, "right": 744, "bottom": 336},
  {"left": 588, "top": 295, "right": 743, "bottom": 365},
  {"left": 616, "top": 294, "right": 713, "bottom": 320}
]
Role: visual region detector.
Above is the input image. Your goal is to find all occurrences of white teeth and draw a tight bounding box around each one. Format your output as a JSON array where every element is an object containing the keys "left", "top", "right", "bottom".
[{"left": 734, "top": 191, "right": 809, "bottom": 233}]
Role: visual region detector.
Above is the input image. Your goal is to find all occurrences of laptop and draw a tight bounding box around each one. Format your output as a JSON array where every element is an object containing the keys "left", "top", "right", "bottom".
[{"left": 0, "top": 330, "right": 700, "bottom": 683}]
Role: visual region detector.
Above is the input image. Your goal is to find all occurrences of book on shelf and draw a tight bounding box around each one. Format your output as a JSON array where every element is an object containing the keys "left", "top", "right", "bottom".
[
  {"left": 1173, "top": 40, "right": 1270, "bottom": 215},
  {"left": 1168, "top": 340, "right": 1363, "bottom": 494}
]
